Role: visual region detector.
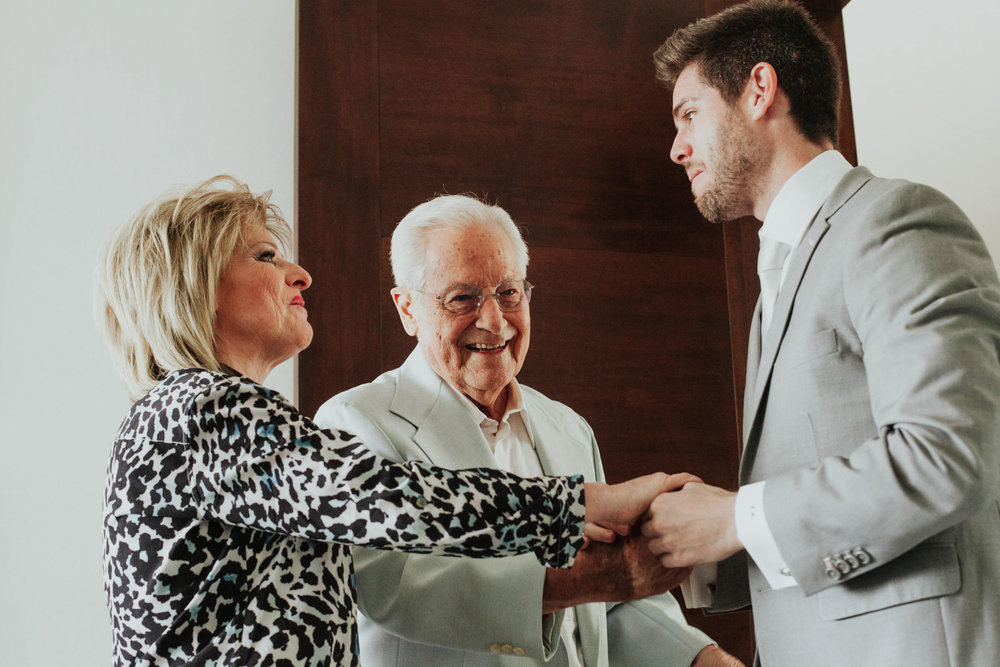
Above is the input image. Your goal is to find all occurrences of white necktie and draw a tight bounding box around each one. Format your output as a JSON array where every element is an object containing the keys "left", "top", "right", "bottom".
[{"left": 758, "top": 237, "right": 791, "bottom": 336}]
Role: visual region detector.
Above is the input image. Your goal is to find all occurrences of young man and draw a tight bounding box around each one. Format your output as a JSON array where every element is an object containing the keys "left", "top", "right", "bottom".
[{"left": 641, "top": 1, "right": 1000, "bottom": 665}]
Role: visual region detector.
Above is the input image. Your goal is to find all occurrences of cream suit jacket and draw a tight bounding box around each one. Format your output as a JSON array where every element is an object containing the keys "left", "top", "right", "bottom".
[
  {"left": 714, "top": 167, "right": 1000, "bottom": 666},
  {"left": 315, "top": 349, "right": 713, "bottom": 666}
]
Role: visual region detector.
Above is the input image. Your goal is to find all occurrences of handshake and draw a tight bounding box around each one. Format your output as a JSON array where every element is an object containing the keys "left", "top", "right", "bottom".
[
  {"left": 583, "top": 472, "right": 743, "bottom": 569},
  {"left": 554, "top": 473, "right": 745, "bottom": 667}
]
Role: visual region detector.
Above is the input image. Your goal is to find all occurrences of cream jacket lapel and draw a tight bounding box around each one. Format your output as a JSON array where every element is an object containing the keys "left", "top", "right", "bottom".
[{"left": 389, "top": 349, "right": 498, "bottom": 469}]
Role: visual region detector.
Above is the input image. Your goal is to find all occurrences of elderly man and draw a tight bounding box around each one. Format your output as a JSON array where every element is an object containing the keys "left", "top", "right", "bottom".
[{"left": 315, "top": 194, "right": 742, "bottom": 666}]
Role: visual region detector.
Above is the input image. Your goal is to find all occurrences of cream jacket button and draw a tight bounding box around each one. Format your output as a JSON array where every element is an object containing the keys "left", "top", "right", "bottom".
[
  {"left": 502, "top": 643, "right": 514, "bottom": 653},
  {"left": 513, "top": 647, "right": 526, "bottom": 656},
  {"left": 780, "top": 567, "right": 791, "bottom": 577},
  {"left": 489, "top": 643, "right": 502, "bottom": 654}
]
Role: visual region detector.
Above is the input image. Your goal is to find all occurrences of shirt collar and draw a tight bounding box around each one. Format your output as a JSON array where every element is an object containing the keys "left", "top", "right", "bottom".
[
  {"left": 759, "top": 150, "right": 852, "bottom": 249},
  {"left": 419, "top": 350, "right": 534, "bottom": 445}
]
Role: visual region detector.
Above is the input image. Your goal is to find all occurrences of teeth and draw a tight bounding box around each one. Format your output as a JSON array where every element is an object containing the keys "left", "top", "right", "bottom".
[{"left": 469, "top": 342, "right": 506, "bottom": 351}]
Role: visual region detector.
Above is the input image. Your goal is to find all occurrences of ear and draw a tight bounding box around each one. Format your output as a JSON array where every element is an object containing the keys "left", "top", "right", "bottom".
[
  {"left": 391, "top": 287, "right": 419, "bottom": 337},
  {"left": 746, "top": 62, "right": 779, "bottom": 121}
]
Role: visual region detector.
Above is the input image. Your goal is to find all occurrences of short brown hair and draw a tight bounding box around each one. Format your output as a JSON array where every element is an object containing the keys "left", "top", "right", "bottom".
[
  {"left": 96, "top": 175, "right": 292, "bottom": 400},
  {"left": 654, "top": 0, "right": 841, "bottom": 146}
]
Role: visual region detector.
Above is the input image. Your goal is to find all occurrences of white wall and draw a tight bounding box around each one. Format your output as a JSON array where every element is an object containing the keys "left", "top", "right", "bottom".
[
  {"left": 1, "top": 1, "right": 997, "bottom": 665},
  {"left": 0, "top": 2, "right": 295, "bottom": 664},
  {"left": 843, "top": 0, "right": 1000, "bottom": 259}
]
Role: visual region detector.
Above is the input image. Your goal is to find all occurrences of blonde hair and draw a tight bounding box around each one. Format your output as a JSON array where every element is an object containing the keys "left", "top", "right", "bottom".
[{"left": 96, "top": 175, "right": 292, "bottom": 400}]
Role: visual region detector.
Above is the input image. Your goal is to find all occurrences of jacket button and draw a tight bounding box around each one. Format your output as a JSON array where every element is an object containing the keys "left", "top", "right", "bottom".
[
  {"left": 823, "top": 556, "right": 843, "bottom": 580},
  {"left": 489, "top": 643, "right": 502, "bottom": 654},
  {"left": 852, "top": 547, "right": 872, "bottom": 565}
]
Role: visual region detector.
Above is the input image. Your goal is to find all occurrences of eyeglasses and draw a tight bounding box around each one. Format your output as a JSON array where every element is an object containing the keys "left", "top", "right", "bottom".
[{"left": 417, "top": 279, "right": 534, "bottom": 315}]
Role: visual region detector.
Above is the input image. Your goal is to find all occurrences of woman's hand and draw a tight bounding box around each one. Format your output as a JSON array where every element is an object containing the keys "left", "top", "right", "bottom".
[{"left": 583, "top": 472, "right": 701, "bottom": 532}]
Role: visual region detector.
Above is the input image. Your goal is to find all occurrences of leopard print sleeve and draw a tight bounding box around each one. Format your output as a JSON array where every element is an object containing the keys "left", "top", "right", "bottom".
[{"left": 186, "top": 371, "right": 586, "bottom": 568}]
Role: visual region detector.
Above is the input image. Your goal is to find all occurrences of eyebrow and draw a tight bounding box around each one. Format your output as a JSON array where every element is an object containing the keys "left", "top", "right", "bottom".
[{"left": 672, "top": 97, "right": 695, "bottom": 120}]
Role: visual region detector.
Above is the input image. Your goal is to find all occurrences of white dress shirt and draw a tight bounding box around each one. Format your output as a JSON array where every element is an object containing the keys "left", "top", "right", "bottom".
[
  {"left": 735, "top": 150, "right": 854, "bottom": 590},
  {"left": 452, "top": 381, "right": 585, "bottom": 667}
]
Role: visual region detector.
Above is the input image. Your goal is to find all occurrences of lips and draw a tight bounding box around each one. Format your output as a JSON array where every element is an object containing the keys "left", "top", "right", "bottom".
[
  {"left": 688, "top": 168, "right": 704, "bottom": 183},
  {"left": 290, "top": 296, "right": 305, "bottom": 307}
]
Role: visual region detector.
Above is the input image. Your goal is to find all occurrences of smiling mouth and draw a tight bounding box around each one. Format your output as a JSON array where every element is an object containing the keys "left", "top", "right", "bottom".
[{"left": 466, "top": 342, "right": 508, "bottom": 353}]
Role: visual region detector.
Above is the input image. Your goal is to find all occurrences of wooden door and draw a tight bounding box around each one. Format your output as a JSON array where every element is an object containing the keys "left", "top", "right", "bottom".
[{"left": 297, "top": 1, "right": 855, "bottom": 662}]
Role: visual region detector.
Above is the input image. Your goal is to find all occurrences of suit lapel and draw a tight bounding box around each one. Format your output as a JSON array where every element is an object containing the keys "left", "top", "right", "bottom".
[
  {"left": 740, "top": 167, "right": 874, "bottom": 480},
  {"left": 743, "top": 298, "right": 763, "bottom": 445},
  {"left": 390, "top": 349, "right": 497, "bottom": 468},
  {"left": 526, "top": 406, "right": 596, "bottom": 481}
]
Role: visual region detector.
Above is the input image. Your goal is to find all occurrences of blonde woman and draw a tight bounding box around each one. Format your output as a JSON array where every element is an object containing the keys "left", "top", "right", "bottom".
[{"left": 96, "top": 175, "right": 686, "bottom": 666}]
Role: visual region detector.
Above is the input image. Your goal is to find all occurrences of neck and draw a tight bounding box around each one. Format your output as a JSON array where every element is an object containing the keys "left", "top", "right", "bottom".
[
  {"left": 467, "top": 385, "right": 510, "bottom": 422},
  {"left": 216, "top": 349, "right": 276, "bottom": 385},
  {"left": 752, "top": 133, "right": 835, "bottom": 221}
]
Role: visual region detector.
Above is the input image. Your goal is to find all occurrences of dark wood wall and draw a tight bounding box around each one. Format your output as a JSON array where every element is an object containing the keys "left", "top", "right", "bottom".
[{"left": 297, "top": 1, "right": 855, "bottom": 662}]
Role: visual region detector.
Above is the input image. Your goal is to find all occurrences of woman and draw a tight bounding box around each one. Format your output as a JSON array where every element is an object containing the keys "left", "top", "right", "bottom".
[{"left": 96, "top": 175, "right": 679, "bottom": 665}]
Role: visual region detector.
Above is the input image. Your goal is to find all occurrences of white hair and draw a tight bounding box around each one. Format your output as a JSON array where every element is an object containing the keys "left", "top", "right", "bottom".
[{"left": 390, "top": 194, "right": 529, "bottom": 288}]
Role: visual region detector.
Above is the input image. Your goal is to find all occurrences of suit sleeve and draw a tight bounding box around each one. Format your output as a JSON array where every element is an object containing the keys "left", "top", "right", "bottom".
[
  {"left": 184, "top": 378, "right": 585, "bottom": 566},
  {"left": 315, "top": 398, "right": 565, "bottom": 660},
  {"left": 607, "top": 596, "right": 713, "bottom": 667},
  {"left": 764, "top": 181, "right": 1000, "bottom": 595}
]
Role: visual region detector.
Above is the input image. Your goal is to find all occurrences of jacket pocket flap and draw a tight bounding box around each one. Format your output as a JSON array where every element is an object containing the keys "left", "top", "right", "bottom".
[{"left": 818, "top": 543, "right": 960, "bottom": 620}]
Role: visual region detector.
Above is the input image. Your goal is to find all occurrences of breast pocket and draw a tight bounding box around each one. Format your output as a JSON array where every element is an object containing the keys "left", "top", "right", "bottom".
[{"left": 775, "top": 328, "right": 839, "bottom": 370}]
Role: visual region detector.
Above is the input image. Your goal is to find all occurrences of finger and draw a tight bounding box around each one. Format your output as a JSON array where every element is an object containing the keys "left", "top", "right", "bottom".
[
  {"left": 658, "top": 553, "right": 687, "bottom": 569},
  {"left": 640, "top": 518, "right": 658, "bottom": 540},
  {"left": 663, "top": 472, "right": 702, "bottom": 491},
  {"left": 611, "top": 523, "right": 632, "bottom": 536},
  {"left": 583, "top": 522, "right": 618, "bottom": 544},
  {"left": 645, "top": 536, "right": 671, "bottom": 556}
]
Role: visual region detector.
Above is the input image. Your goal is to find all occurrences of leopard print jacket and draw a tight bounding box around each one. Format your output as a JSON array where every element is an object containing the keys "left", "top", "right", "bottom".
[{"left": 103, "top": 369, "right": 585, "bottom": 665}]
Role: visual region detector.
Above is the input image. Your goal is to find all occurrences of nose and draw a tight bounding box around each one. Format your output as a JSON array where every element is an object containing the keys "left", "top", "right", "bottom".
[
  {"left": 475, "top": 293, "right": 507, "bottom": 334},
  {"left": 670, "top": 130, "right": 690, "bottom": 165},
  {"left": 286, "top": 261, "right": 312, "bottom": 290}
]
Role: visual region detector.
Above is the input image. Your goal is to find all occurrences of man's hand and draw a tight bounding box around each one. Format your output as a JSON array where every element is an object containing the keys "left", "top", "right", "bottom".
[
  {"left": 583, "top": 472, "right": 702, "bottom": 536},
  {"left": 641, "top": 482, "right": 743, "bottom": 567},
  {"left": 543, "top": 532, "right": 691, "bottom": 613},
  {"left": 692, "top": 645, "right": 745, "bottom": 667}
]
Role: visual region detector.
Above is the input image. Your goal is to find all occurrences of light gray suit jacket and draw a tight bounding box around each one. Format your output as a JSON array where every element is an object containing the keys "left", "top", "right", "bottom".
[
  {"left": 715, "top": 167, "right": 1000, "bottom": 666},
  {"left": 314, "top": 349, "right": 713, "bottom": 666}
]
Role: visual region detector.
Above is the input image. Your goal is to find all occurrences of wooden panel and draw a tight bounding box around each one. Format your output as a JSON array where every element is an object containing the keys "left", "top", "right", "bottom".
[
  {"left": 520, "top": 247, "right": 735, "bottom": 481},
  {"left": 376, "top": 0, "right": 715, "bottom": 258},
  {"left": 297, "top": 0, "right": 383, "bottom": 416}
]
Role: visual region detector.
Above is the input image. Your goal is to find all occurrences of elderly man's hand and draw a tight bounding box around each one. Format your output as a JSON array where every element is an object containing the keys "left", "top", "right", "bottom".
[
  {"left": 543, "top": 531, "right": 691, "bottom": 613},
  {"left": 691, "top": 645, "right": 745, "bottom": 667}
]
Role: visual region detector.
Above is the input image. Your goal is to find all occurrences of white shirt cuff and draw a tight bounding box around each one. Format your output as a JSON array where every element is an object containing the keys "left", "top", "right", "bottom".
[
  {"left": 679, "top": 562, "right": 717, "bottom": 608},
  {"left": 735, "top": 482, "right": 797, "bottom": 590}
]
